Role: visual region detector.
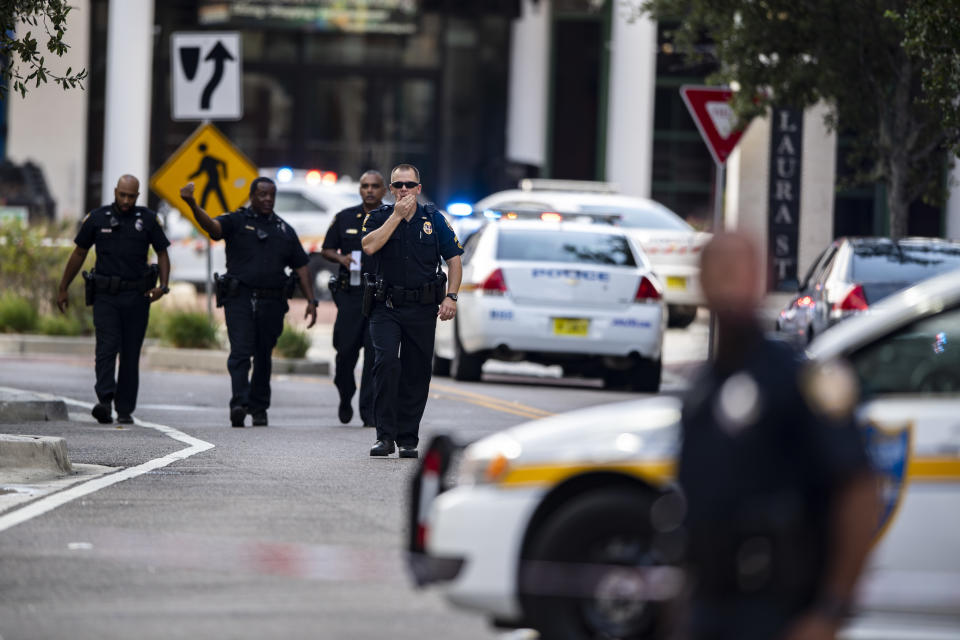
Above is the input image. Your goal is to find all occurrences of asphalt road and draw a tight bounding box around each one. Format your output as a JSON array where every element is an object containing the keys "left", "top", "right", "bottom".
[{"left": 0, "top": 324, "right": 706, "bottom": 640}]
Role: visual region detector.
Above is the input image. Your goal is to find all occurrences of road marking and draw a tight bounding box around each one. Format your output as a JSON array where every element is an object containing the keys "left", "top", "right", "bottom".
[
  {"left": 430, "top": 382, "right": 554, "bottom": 419},
  {"left": 0, "top": 393, "right": 214, "bottom": 534}
]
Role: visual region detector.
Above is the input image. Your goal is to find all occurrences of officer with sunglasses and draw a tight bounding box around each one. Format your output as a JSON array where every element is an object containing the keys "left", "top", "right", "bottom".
[
  {"left": 319, "top": 170, "right": 386, "bottom": 427},
  {"left": 180, "top": 177, "right": 317, "bottom": 427},
  {"left": 57, "top": 174, "right": 171, "bottom": 425},
  {"left": 361, "top": 164, "right": 463, "bottom": 458}
]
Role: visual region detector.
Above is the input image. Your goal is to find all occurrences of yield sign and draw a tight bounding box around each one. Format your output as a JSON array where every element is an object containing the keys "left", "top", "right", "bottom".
[
  {"left": 150, "top": 123, "right": 258, "bottom": 238},
  {"left": 680, "top": 85, "right": 744, "bottom": 165}
]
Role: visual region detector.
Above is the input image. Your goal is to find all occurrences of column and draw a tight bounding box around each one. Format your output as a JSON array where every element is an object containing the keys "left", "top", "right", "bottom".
[{"left": 505, "top": 0, "right": 550, "bottom": 168}]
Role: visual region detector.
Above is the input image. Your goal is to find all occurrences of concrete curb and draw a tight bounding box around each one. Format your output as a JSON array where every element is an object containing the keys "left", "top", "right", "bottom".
[
  {"left": 0, "top": 389, "right": 69, "bottom": 423},
  {"left": 0, "top": 434, "right": 73, "bottom": 476},
  {"left": 143, "top": 346, "right": 330, "bottom": 376}
]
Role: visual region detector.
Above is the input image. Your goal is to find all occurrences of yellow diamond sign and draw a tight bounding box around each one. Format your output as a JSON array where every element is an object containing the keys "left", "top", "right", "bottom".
[{"left": 150, "top": 123, "right": 258, "bottom": 238}]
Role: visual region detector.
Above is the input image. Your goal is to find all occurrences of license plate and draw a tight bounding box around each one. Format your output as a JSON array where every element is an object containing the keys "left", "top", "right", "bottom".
[
  {"left": 554, "top": 318, "right": 590, "bottom": 336},
  {"left": 666, "top": 276, "right": 687, "bottom": 290}
]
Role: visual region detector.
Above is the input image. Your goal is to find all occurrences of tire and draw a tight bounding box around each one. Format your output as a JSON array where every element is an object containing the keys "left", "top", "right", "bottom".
[
  {"left": 520, "top": 488, "right": 669, "bottom": 640},
  {"left": 628, "top": 358, "right": 661, "bottom": 393},
  {"left": 450, "top": 329, "right": 484, "bottom": 382},
  {"left": 667, "top": 305, "right": 697, "bottom": 329},
  {"left": 432, "top": 354, "right": 451, "bottom": 377}
]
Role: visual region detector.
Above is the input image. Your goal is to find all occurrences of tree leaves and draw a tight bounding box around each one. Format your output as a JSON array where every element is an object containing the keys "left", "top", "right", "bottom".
[{"left": 0, "top": 0, "right": 88, "bottom": 99}]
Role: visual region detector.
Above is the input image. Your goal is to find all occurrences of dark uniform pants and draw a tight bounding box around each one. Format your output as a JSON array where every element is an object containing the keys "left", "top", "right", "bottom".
[
  {"left": 93, "top": 291, "right": 150, "bottom": 415},
  {"left": 369, "top": 302, "right": 437, "bottom": 447},
  {"left": 689, "top": 596, "right": 799, "bottom": 640},
  {"left": 223, "top": 293, "right": 287, "bottom": 411},
  {"left": 332, "top": 288, "right": 375, "bottom": 425}
]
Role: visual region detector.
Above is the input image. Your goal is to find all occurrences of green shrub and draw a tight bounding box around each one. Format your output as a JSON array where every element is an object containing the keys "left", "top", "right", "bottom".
[
  {"left": 37, "top": 313, "right": 86, "bottom": 336},
  {"left": 160, "top": 310, "right": 220, "bottom": 349},
  {"left": 275, "top": 323, "right": 311, "bottom": 359},
  {"left": 0, "top": 294, "right": 39, "bottom": 333},
  {"left": 146, "top": 306, "right": 170, "bottom": 340}
]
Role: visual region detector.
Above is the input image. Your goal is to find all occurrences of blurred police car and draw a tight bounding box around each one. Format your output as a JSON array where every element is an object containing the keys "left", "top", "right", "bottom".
[
  {"left": 452, "top": 180, "right": 710, "bottom": 328},
  {"left": 410, "top": 269, "right": 960, "bottom": 640},
  {"left": 432, "top": 219, "right": 666, "bottom": 391}
]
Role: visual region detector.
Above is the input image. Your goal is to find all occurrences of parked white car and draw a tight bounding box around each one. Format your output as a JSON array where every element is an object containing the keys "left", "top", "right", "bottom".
[
  {"left": 433, "top": 219, "right": 666, "bottom": 391},
  {"left": 465, "top": 180, "right": 710, "bottom": 328},
  {"left": 411, "top": 269, "right": 960, "bottom": 640}
]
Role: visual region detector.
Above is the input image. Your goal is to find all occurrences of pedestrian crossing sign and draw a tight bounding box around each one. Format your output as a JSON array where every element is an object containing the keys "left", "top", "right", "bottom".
[{"left": 150, "top": 122, "right": 258, "bottom": 238}]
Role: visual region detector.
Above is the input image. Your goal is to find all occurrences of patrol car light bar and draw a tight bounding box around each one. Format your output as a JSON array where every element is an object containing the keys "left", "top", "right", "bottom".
[{"left": 518, "top": 178, "right": 620, "bottom": 194}]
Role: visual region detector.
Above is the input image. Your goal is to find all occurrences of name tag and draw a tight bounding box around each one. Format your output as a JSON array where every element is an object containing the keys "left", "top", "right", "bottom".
[
  {"left": 345, "top": 228, "right": 359, "bottom": 235},
  {"left": 245, "top": 225, "right": 255, "bottom": 230},
  {"left": 100, "top": 228, "right": 112, "bottom": 233}
]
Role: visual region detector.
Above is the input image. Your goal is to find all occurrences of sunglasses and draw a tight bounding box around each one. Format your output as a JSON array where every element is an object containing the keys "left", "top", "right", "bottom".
[
  {"left": 360, "top": 183, "right": 382, "bottom": 189},
  {"left": 391, "top": 181, "right": 420, "bottom": 189}
]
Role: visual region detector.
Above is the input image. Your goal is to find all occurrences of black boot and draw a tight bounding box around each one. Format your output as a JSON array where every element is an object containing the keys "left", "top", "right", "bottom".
[{"left": 370, "top": 439, "right": 395, "bottom": 457}]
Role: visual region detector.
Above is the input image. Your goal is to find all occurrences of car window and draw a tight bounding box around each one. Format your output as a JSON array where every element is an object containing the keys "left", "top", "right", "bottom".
[
  {"left": 799, "top": 247, "right": 829, "bottom": 291},
  {"left": 275, "top": 191, "right": 326, "bottom": 214},
  {"left": 811, "top": 245, "right": 839, "bottom": 286},
  {"left": 461, "top": 227, "right": 484, "bottom": 265},
  {"left": 496, "top": 229, "right": 637, "bottom": 266},
  {"left": 577, "top": 203, "right": 692, "bottom": 231},
  {"left": 851, "top": 243, "right": 960, "bottom": 283},
  {"left": 849, "top": 305, "right": 960, "bottom": 396}
]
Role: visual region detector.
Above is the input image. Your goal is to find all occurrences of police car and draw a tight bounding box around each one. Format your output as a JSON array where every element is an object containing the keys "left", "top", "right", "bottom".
[
  {"left": 410, "top": 269, "right": 960, "bottom": 640},
  {"left": 431, "top": 219, "right": 666, "bottom": 391},
  {"left": 460, "top": 180, "right": 711, "bottom": 328}
]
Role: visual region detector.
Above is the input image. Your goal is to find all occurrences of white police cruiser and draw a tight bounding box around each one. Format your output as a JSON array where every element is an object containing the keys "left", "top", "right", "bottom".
[
  {"left": 410, "top": 268, "right": 960, "bottom": 640},
  {"left": 432, "top": 219, "right": 666, "bottom": 391}
]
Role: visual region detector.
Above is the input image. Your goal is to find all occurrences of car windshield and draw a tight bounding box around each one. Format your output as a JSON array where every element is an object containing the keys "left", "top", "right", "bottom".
[
  {"left": 275, "top": 191, "right": 325, "bottom": 214},
  {"left": 577, "top": 203, "right": 692, "bottom": 231},
  {"left": 497, "top": 229, "right": 637, "bottom": 266},
  {"left": 851, "top": 243, "right": 960, "bottom": 283}
]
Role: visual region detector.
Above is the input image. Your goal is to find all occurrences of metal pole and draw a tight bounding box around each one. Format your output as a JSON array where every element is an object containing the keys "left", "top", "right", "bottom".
[
  {"left": 707, "top": 161, "right": 725, "bottom": 360},
  {"left": 206, "top": 238, "right": 213, "bottom": 319}
]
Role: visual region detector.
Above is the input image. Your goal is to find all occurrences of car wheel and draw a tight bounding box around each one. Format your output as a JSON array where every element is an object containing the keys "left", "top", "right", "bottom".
[
  {"left": 432, "top": 354, "right": 451, "bottom": 377},
  {"left": 667, "top": 305, "right": 697, "bottom": 329},
  {"left": 628, "top": 358, "right": 661, "bottom": 393},
  {"left": 520, "top": 488, "right": 670, "bottom": 640},
  {"left": 450, "top": 323, "right": 484, "bottom": 382}
]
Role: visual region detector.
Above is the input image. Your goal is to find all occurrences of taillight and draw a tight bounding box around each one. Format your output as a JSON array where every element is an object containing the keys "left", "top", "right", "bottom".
[
  {"left": 635, "top": 276, "right": 661, "bottom": 302},
  {"left": 837, "top": 284, "right": 868, "bottom": 311},
  {"left": 540, "top": 212, "right": 562, "bottom": 222},
  {"left": 480, "top": 268, "right": 507, "bottom": 295}
]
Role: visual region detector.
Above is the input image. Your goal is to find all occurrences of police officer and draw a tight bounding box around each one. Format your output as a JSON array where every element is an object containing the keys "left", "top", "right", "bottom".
[
  {"left": 179, "top": 177, "right": 318, "bottom": 427},
  {"left": 678, "top": 233, "right": 878, "bottom": 640},
  {"left": 361, "top": 164, "right": 463, "bottom": 458},
  {"left": 319, "top": 170, "right": 386, "bottom": 427},
  {"left": 56, "top": 175, "right": 171, "bottom": 425}
]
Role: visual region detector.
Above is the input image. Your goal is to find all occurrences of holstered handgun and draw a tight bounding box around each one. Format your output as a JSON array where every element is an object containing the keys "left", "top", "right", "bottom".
[
  {"left": 213, "top": 272, "right": 225, "bottom": 308},
  {"left": 328, "top": 274, "right": 340, "bottom": 295},
  {"left": 144, "top": 264, "right": 159, "bottom": 293},
  {"left": 284, "top": 271, "right": 298, "bottom": 299},
  {"left": 434, "top": 271, "right": 448, "bottom": 304},
  {"left": 361, "top": 273, "right": 376, "bottom": 317},
  {"left": 82, "top": 271, "right": 95, "bottom": 306}
]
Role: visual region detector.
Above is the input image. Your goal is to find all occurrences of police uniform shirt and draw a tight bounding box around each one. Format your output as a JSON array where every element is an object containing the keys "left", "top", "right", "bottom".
[
  {"left": 678, "top": 336, "right": 870, "bottom": 596},
  {"left": 361, "top": 203, "right": 463, "bottom": 289},
  {"left": 75, "top": 205, "right": 170, "bottom": 280},
  {"left": 321, "top": 204, "right": 371, "bottom": 277},
  {"left": 216, "top": 207, "right": 309, "bottom": 289}
]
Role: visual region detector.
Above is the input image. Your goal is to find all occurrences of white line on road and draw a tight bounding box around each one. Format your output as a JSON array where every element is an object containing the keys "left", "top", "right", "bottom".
[{"left": 0, "top": 392, "right": 215, "bottom": 534}]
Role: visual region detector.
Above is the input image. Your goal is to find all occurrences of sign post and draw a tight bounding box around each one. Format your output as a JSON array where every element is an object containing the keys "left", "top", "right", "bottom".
[
  {"left": 680, "top": 85, "right": 746, "bottom": 359},
  {"left": 150, "top": 123, "right": 258, "bottom": 317}
]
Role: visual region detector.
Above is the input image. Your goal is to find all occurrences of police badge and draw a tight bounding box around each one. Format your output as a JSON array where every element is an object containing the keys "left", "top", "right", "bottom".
[
  {"left": 135, "top": 219, "right": 144, "bottom": 232},
  {"left": 423, "top": 221, "right": 433, "bottom": 235}
]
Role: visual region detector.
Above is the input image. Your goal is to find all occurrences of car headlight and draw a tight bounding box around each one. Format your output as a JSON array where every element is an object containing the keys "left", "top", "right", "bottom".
[{"left": 456, "top": 432, "right": 523, "bottom": 486}]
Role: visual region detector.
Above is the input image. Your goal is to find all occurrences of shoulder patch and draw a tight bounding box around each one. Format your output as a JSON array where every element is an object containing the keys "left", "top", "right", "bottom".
[
  {"left": 82, "top": 213, "right": 90, "bottom": 224},
  {"left": 801, "top": 359, "right": 859, "bottom": 421}
]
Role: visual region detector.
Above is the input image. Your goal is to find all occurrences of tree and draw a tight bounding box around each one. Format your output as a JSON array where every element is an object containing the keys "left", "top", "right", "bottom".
[
  {"left": 630, "top": 0, "right": 960, "bottom": 238},
  {"left": 1, "top": 0, "right": 88, "bottom": 99}
]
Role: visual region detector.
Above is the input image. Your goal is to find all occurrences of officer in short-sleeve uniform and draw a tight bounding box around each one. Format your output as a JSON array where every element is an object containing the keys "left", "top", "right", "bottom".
[
  {"left": 361, "top": 175, "right": 463, "bottom": 458},
  {"left": 320, "top": 170, "right": 386, "bottom": 427},
  {"left": 57, "top": 174, "right": 171, "bottom": 425},
  {"left": 180, "top": 177, "right": 318, "bottom": 428},
  {"left": 677, "top": 233, "right": 876, "bottom": 640}
]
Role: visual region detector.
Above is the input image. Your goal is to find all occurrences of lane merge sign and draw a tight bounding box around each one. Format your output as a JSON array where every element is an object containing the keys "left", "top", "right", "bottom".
[
  {"left": 172, "top": 32, "right": 242, "bottom": 121},
  {"left": 680, "top": 85, "right": 745, "bottom": 166}
]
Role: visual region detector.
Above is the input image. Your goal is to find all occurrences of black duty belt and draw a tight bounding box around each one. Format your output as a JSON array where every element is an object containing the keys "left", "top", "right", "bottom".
[
  {"left": 93, "top": 274, "right": 151, "bottom": 294},
  {"left": 387, "top": 282, "right": 438, "bottom": 304},
  {"left": 249, "top": 286, "right": 285, "bottom": 299}
]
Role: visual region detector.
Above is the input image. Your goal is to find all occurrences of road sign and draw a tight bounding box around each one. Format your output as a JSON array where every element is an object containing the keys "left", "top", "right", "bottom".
[
  {"left": 171, "top": 32, "right": 242, "bottom": 121},
  {"left": 150, "top": 123, "right": 258, "bottom": 237},
  {"left": 679, "top": 86, "right": 744, "bottom": 166}
]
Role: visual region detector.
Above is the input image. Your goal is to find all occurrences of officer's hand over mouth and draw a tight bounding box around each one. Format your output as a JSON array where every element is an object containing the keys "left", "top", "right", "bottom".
[
  {"left": 394, "top": 194, "right": 417, "bottom": 221},
  {"left": 179, "top": 183, "right": 196, "bottom": 201},
  {"left": 304, "top": 302, "right": 317, "bottom": 329},
  {"left": 438, "top": 297, "right": 456, "bottom": 321}
]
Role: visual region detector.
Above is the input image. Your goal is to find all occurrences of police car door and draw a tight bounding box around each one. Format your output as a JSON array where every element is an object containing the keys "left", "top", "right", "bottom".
[{"left": 845, "top": 304, "right": 960, "bottom": 621}]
